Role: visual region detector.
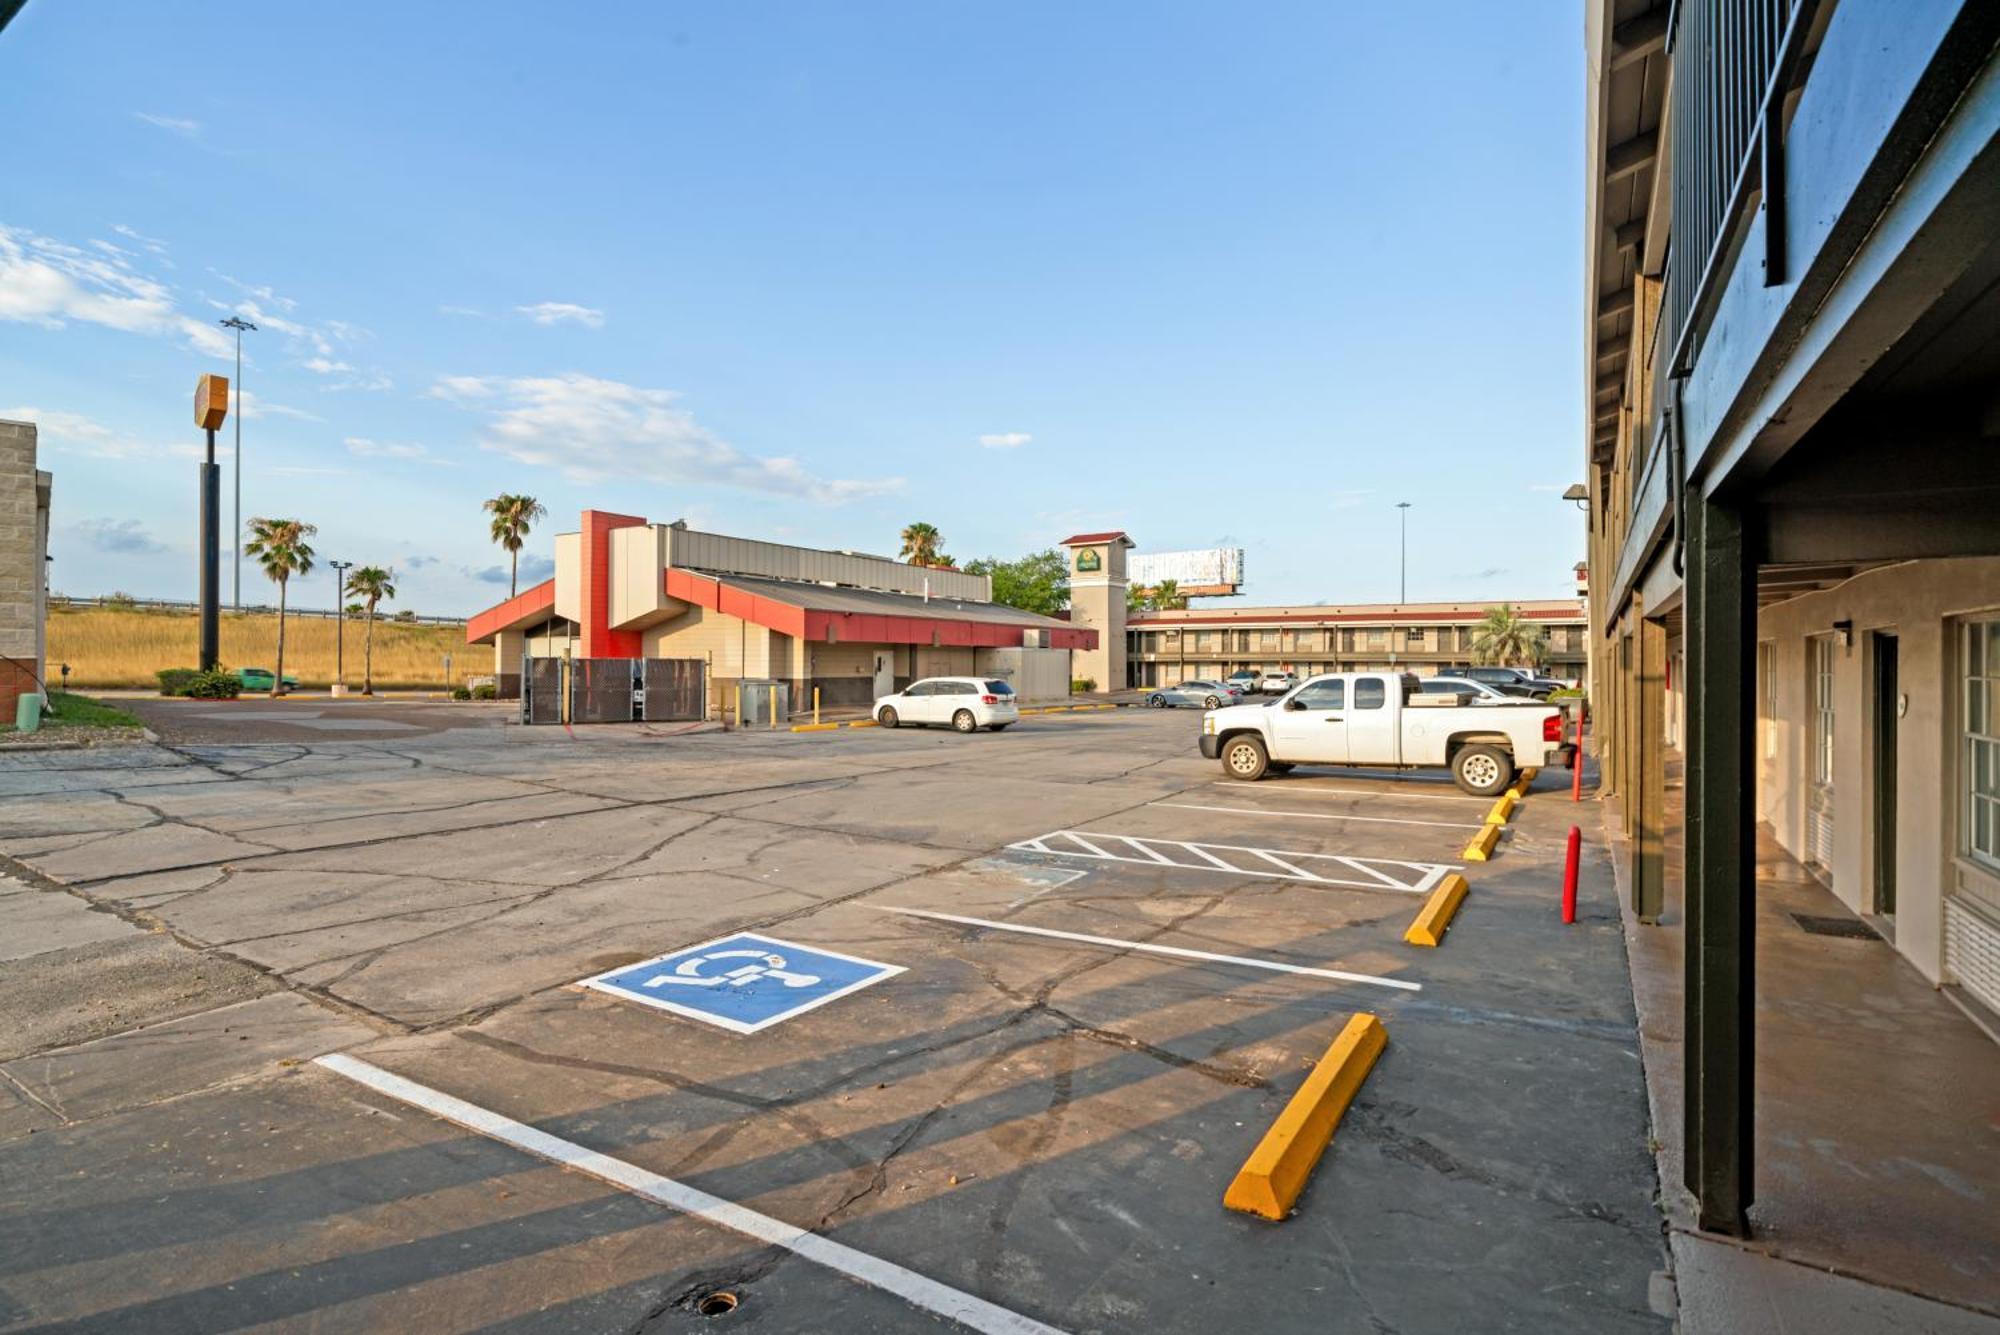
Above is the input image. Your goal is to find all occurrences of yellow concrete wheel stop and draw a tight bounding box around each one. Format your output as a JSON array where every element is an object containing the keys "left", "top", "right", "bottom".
[
  {"left": 1224, "top": 1012, "right": 1386, "bottom": 1221},
  {"left": 1461, "top": 823, "right": 1501, "bottom": 862},
  {"left": 1404, "top": 873, "right": 1469, "bottom": 947},
  {"left": 1484, "top": 791, "right": 1518, "bottom": 825}
]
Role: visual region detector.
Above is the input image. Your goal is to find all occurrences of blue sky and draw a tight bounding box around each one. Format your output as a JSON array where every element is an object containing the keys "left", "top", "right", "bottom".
[{"left": 1, "top": 2, "right": 1584, "bottom": 616}]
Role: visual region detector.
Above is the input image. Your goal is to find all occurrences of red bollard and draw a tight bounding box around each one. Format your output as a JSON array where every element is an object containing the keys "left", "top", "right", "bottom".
[
  {"left": 1571, "top": 707, "right": 1585, "bottom": 802},
  {"left": 1562, "top": 825, "right": 1581, "bottom": 923}
]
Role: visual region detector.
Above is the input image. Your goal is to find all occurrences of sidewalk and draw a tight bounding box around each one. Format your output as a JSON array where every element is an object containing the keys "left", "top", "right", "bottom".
[{"left": 1602, "top": 764, "right": 2000, "bottom": 1334}]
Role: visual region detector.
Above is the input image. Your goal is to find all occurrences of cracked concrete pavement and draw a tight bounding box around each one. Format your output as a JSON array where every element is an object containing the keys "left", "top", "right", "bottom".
[{"left": 0, "top": 709, "right": 1672, "bottom": 1333}]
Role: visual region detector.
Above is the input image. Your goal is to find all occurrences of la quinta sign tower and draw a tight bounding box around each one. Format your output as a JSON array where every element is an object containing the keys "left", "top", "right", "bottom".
[{"left": 1060, "top": 531, "right": 1132, "bottom": 691}]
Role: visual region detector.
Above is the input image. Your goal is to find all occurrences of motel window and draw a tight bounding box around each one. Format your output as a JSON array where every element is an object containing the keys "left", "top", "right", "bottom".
[
  {"left": 1810, "top": 636, "right": 1836, "bottom": 789},
  {"left": 1406, "top": 628, "right": 1426, "bottom": 647},
  {"left": 1965, "top": 619, "right": 2000, "bottom": 871},
  {"left": 1759, "top": 642, "right": 1777, "bottom": 760}
]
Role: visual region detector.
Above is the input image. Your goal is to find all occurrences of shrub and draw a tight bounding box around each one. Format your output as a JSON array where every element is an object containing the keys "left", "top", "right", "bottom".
[
  {"left": 1549, "top": 686, "right": 1585, "bottom": 699},
  {"left": 1070, "top": 677, "right": 1096, "bottom": 694},
  {"left": 450, "top": 684, "right": 472, "bottom": 701},
  {"left": 157, "top": 667, "right": 199, "bottom": 696},
  {"left": 470, "top": 682, "right": 497, "bottom": 700},
  {"left": 183, "top": 669, "right": 242, "bottom": 699},
  {"left": 393, "top": 609, "right": 417, "bottom": 623},
  {"left": 103, "top": 591, "right": 138, "bottom": 610}
]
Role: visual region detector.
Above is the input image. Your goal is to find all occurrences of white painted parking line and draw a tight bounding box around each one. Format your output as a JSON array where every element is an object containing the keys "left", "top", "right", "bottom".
[
  {"left": 1008, "top": 830, "right": 1455, "bottom": 894},
  {"left": 1156, "top": 801, "right": 1487, "bottom": 831},
  {"left": 871, "top": 907, "right": 1422, "bottom": 992},
  {"left": 1205, "top": 782, "right": 1488, "bottom": 806},
  {"left": 316, "top": 1054, "right": 1066, "bottom": 1335}
]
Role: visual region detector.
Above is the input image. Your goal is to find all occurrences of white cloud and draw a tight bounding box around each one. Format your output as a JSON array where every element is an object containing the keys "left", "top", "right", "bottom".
[
  {"left": 438, "top": 304, "right": 486, "bottom": 318},
  {"left": 0, "top": 225, "right": 231, "bottom": 356},
  {"left": 71, "top": 517, "right": 168, "bottom": 555},
  {"left": 111, "top": 224, "right": 170, "bottom": 257},
  {"left": 303, "top": 356, "right": 354, "bottom": 374},
  {"left": 516, "top": 301, "right": 604, "bottom": 328},
  {"left": 1329, "top": 489, "right": 1377, "bottom": 511},
  {"left": 978, "top": 432, "right": 1033, "bottom": 449},
  {"left": 134, "top": 112, "right": 200, "bottom": 136},
  {"left": 4, "top": 405, "right": 215, "bottom": 462},
  {"left": 236, "top": 391, "right": 325, "bottom": 423},
  {"left": 344, "top": 436, "right": 427, "bottom": 459},
  {"left": 432, "top": 372, "right": 901, "bottom": 503}
]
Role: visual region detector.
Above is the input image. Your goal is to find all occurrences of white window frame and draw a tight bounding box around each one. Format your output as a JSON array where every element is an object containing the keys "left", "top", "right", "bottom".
[
  {"left": 1810, "top": 635, "right": 1836, "bottom": 790},
  {"left": 1963, "top": 617, "right": 2000, "bottom": 874}
]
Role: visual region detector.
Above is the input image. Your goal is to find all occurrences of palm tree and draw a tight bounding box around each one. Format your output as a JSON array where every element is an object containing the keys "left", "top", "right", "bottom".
[
  {"left": 243, "top": 518, "right": 317, "bottom": 695},
  {"left": 1151, "top": 578, "right": 1187, "bottom": 611},
  {"left": 344, "top": 565, "right": 396, "bottom": 695},
  {"left": 1127, "top": 584, "right": 1154, "bottom": 613},
  {"left": 1471, "top": 603, "right": 1549, "bottom": 667},
  {"left": 483, "top": 494, "right": 547, "bottom": 597},
  {"left": 899, "top": 521, "right": 944, "bottom": 567}
]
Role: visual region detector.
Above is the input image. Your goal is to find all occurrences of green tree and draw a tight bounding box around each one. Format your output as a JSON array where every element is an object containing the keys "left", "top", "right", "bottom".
[
  {"left": 1150, "top": 578, "right": 1187, "bottom": 611},
  {"left": 344, "top": 565, "right": 397, "bottom": 695},
  {"left": 1471, "top": 603, "right": 1548, "bottom": 667},
  {"left": 965, "top": 549, "right": 1071, "bottom": 617},
  {"left": 243, "top": 518, "right": 317, "bottom": 695},
  {"left": 898, "top": 521, "right": 945, "bottom": 567},
  {"left": 482, "top": 493, "right": 547, "bottom": 597},
  {"left": 1127, "top": 584, "right": 1152, "bottom": 614}
]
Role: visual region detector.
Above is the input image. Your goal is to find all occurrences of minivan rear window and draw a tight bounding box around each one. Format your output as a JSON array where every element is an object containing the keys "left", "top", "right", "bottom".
[{"left": 983, "top": 681, "right": 1013, "bottom": 694}]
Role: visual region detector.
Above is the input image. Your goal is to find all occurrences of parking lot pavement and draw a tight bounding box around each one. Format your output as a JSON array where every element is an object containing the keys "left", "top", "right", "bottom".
[
  {"left": 120, "top": 695, "right": 515, "bottom": 744},
  {"left": 0, "top": 711, "right": 1669, "bottom": 1333}
]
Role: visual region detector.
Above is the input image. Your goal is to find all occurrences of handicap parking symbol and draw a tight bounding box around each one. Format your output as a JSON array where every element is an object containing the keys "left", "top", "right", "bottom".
[{"left": 578, "top": 932, "right": 905, "bottom": 1034}]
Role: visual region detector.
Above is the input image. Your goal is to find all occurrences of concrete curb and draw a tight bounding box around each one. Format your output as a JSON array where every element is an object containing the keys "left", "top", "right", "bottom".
[
  {"left": 1404, "top": 873, "right": 1471, "bottom": 947},
  {"left": 1223, "top": 1012, "right": 1387, "bottom": 1220}
]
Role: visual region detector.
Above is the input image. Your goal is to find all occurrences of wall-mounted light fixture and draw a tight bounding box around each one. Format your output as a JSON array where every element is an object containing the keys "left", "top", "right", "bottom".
[
  {"left": 1832, "top": 618, "right": 1853, "bottom": 649},
  {"left": 1562, "top": 483, "right": 1589, "bottom": 512}
]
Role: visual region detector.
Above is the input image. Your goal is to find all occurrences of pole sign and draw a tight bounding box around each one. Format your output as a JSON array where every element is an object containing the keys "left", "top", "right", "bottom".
[
  {"left": 577, "top": 932, "right": 903, "bottom": 1034},
  {"left": 195, "top": 374, "right": 229, "bottom": 431}
]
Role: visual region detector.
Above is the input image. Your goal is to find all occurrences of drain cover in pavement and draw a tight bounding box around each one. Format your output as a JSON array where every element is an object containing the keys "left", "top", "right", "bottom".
[{"left": 1790, "top": 913, "right": 1879, "bottom": 940}]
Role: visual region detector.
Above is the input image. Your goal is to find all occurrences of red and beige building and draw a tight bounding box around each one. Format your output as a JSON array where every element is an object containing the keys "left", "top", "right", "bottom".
[{"left": 466, "top": 510, "right": 1093, "bottom": 710}]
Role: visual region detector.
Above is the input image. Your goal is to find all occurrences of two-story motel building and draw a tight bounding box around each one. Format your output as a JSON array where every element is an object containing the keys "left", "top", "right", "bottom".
[
  {"left": 1127, "top": 600, "right": 1587, "bottom": 688},
  {"left": 1583, "top": 0, "right": 2000, "bottom": 1253}
]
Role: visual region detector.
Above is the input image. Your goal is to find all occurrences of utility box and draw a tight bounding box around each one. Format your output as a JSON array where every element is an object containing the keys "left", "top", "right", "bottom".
[{"left": 738, "top": 679, "right": 790, "bottom": 728}]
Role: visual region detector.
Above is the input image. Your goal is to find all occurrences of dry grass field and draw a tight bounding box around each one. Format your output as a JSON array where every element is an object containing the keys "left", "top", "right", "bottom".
[{"left": 49, "top": 606, "right": 474, "bottom": 690}]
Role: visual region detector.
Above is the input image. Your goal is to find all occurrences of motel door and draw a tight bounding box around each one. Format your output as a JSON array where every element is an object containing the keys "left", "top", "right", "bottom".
[{"left": 873, "top": 653, "right": 894, "bottom": 701}]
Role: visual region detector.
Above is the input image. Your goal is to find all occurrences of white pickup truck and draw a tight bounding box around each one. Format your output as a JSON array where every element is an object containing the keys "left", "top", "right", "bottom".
[{"left": 1198, "top": 671, "right": 1573, "bottom": 795}]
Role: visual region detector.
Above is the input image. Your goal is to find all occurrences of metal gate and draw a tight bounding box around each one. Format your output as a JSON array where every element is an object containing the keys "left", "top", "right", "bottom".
[
  {"left": 521, "top": 656, "right": 707, "bottom": 725},
  {"left": 523, "top": 657, "right": 563, "bottom": 725},
  {"left": 642, "top": 658, "right": 705, "bottom": 721},
  {"left": 572, "top": 658, "right": 638, "bottom": 724}
]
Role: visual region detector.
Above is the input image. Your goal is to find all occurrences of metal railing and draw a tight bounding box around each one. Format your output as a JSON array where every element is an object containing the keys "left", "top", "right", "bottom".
[{"left": 1659, "top": 0, "right": 1821, "bottom": 379}]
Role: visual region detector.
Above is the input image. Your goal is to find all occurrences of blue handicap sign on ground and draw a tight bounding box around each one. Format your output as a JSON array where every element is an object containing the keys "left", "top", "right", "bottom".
[{"left": 578, "top": 932, "right": 904, "bottom": 1034}]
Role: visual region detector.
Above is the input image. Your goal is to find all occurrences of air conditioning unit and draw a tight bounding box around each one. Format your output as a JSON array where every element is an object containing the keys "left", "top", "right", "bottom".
[{"left": 1022, "top": 628, "right": 1050, "bottom": 649}]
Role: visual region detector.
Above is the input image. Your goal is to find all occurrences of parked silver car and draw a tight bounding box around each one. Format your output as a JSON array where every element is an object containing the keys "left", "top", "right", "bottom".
[{"left": 1145, "top": 679, "right": 1242, "bottom": 710}]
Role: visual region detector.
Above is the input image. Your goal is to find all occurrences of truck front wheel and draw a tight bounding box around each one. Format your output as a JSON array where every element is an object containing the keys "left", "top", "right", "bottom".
[
  {"left": 1221, "top": 735, "right": 1270, "bottom": 781},
  {"left": 1452, "top": 744, "right": 1514, "bottom": 797}
]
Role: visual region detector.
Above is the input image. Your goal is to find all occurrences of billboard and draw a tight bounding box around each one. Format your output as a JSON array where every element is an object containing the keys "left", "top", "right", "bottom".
[{"left": 1129, "top": 548, "right": 1245, "bottom": 596}]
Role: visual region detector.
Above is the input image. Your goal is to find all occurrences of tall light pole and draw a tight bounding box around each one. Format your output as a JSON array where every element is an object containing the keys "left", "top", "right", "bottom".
[
  {"left": 1397, "top": 501, "right": 1413, "bottom": 604},
  {"left": 329, "top": 559, "right": 352, "bottom": 696},
  {"left": 218, "top": 316, "right": 257, "bottom": 610},
  {"left": 193, "top": 376, "right": 230, "bottom": 671}
]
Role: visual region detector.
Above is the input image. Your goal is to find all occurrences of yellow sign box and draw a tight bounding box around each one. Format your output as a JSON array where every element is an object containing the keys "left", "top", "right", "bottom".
[{"left": 194, "top": 374, "right": 230, "bottom": 431}]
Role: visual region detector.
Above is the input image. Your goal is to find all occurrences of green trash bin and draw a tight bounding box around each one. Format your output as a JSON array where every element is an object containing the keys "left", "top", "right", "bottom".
[{"left": 14, "top": 692, "right": 41, "bottom": 733}]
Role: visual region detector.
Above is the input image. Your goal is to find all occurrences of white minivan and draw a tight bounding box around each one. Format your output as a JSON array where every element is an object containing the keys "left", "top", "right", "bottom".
[{"left": 874, "top": 677, "right": 1021, "bottom": 733}]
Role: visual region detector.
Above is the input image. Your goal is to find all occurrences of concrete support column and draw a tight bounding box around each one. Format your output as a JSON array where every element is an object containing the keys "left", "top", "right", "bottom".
[
  {"left": 1634, "top": 613, "right": 1667, "bottom": 922},
  {"left": 1683, "top": 489, "right": 1757, "bottom": 1237}
]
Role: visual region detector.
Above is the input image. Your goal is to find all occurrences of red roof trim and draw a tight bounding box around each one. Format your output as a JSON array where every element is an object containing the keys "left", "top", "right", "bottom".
[
  {"left": 1059, "top": 531, "right": 1130, "bottom": 546},
  {"left": 466, "top": 579, "right": 557, "bottom": 645}
]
